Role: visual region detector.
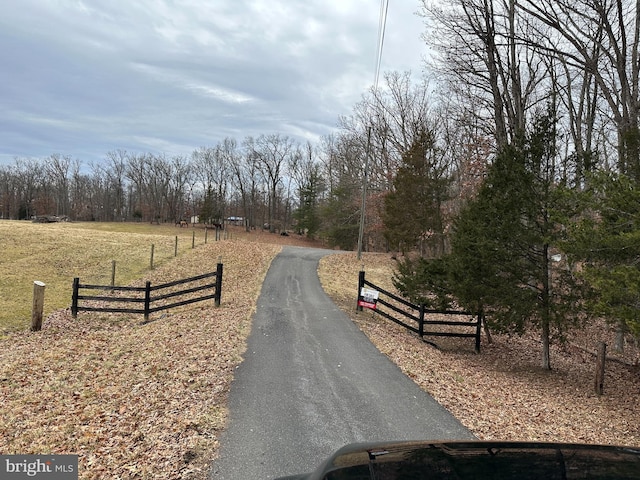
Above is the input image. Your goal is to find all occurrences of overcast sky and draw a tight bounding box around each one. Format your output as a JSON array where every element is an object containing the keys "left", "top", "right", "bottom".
[{"left": 0, "top": 1, "right": 427, "bottom": 166}]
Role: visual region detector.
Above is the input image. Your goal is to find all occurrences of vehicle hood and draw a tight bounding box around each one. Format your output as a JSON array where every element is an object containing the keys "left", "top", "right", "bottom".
[{"left": 274, "top": 440, "right": 640, "bottom": 480}]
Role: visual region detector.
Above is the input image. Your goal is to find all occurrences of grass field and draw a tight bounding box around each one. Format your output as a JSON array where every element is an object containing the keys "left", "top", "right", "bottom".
[{"left": 0, "top": 220, "right": 222, "bottom": 333}]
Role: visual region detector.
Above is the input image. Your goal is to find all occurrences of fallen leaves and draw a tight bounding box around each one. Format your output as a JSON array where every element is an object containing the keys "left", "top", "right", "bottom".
[
  {"left": 319, "top": 252, "right": 640, "bottom": 448},
  {"left": 0, "top": 239, "right": 281, "bottom": 479}
]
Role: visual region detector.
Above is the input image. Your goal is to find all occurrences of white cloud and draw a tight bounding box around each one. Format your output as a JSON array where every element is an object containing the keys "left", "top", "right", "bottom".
[{"left": 0, "top": 0, "right": 427, "bottom": 164}]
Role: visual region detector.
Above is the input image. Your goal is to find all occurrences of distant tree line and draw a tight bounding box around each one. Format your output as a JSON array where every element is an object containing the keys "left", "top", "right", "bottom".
[{"left": 1, "top": 0, "right": 638, "bottom": 369}]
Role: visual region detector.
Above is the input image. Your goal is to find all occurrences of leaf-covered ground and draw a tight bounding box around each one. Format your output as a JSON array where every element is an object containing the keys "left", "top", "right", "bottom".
[
  {"left": 0, "top": 239, "right": 281, "bottom": 479},
  {"left": 318, "top": 252, "right": 640, "bottom": 447},
  {"left": 2, "top": 235, "right": 638, "bottom": 480}
]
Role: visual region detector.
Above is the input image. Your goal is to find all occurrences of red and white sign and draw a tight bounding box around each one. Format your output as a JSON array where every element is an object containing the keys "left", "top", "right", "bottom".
[{"left": 358, "top": 287, "right": 379, "bottom": 310}]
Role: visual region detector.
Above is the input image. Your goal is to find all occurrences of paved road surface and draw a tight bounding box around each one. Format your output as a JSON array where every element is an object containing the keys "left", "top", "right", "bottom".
[{"left": 209, "top": 246, "right": 474, "bottom": 479}]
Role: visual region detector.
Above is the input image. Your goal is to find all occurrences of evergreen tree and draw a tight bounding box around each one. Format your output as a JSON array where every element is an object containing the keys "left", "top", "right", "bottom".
[
  {"left": 293, "top": 165, "right": 324, "bottom": 238},
  {"left": 321, "top": 179, "right": 360, "bottom": 250},
  {"left": 382, "top": 128, "right": 450, "bottom": 256},
  {"left": 199, "top": 186, "right": 215, "bottom": 225},
  {"left": 563, "top": 172, "right": 640, "bottom": 337},
  {"left": 394, "top": 110, "right": 578, "bottom": 369}
]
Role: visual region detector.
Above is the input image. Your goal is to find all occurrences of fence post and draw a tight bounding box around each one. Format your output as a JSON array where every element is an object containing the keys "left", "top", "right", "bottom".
[
  {"left": 111, "top": 260, "right": 116, "bottom": 289},
  {"left": 419, "top": 304, "right": 425, "bottom": 337},
  {"left": 150, "top": 244, "right": 155, "bottom": 269},
  {"left": 175, "top": 236, "right": 178, "bottom": 257},
  {"left": 71, "top": 277, "right": 80, "bottom": 318},
  {"left": 205, "top": 227, "right": 208, "bottom": 244},
  {"left": 357, "top": 270, "right": 365, "bottom": 311},
  {"left": 214, "top": 261, "right": 223, "bottom": 307},
  {"left": 192, "top": 231, "right": 195, "bottom": 249},
  {"left": 475, "top": 312, "right": 482, "bottom": 353},
  {"left": 31, "top": 281, "right": 46, "bottom": 331},
  {"left": 143, "top": 281, "right": 152, "bottom": 322}
]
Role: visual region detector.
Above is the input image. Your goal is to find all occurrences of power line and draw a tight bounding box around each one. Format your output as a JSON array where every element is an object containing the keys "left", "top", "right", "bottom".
[
  {"left": 358, "top": 0, "right": 389, "bottom": 261},
  {"left": 374, "top": 0, "right": 389, "bottom": 90}
]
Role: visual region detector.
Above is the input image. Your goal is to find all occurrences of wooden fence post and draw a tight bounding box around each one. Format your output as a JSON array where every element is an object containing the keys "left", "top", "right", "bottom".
[
  {"left": 71, "top": 277, "right": 80, "bottom": 318},
  {"left": 418, "top": 304, "right": 425, "bottom": 337},
  {"left": 150, "top": 244, "right": 155, "bottom": 269},
  {"left": 31, "top": 281, "right": 46, "bottom": 331},
  {"left": 357, "top": 270, "right": 365, "bottom": 311},
  {"left": 205, "top": 227, "right": 208, "bottom": 244},
  {"left": 111, "top": 260, "right": 116, "bottom": 289},
  {"left": 475, "top": 312, "right": 482, "bottom": 353},
  {"left": 192, "top": 231, "right": 195, "bottom": 249},
  {"left": 175, "top": 236, "right": 178, "bottom": 257},
  {"left": 143, "top": 281, "right": 152, "bottom": 322},
  {"left": 595, "top": 341, "right": 607, "bottom": 395},
  {"left": 214, "top": 261, "right": 223, "bottom": 307}
]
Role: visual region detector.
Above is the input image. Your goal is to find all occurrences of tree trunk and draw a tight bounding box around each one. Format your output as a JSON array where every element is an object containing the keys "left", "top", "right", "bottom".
[
  {"left": 541, "top": 243, "right": 552, "bottom": 370},
  {"left": 541, "top": 319, "right": 551, "bottom": 370},
  {"left": 614, "top": 321, "right": 626, "bottom": 352}
]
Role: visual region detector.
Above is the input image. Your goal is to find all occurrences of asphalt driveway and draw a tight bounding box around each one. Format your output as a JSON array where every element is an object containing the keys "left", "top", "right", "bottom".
[{"left": 209, "top": 246, "right": 474, "bottom": 479}]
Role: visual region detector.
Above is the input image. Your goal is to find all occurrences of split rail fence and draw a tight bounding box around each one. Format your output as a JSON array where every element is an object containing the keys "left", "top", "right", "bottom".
[
  {"left": 357, "top": 270, "right": 482, "bottom": 352},
  {"left": 71, "top": 263, "right": 223, "bottom": 322}
]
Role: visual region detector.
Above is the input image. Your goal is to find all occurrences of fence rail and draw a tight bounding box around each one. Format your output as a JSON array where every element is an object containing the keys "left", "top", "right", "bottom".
[
  {"left": 357, "top": 270, "right": 482, "bottom": 352},
  {"left": 71, "top": 263, "right": 223, "bottom": 322}
]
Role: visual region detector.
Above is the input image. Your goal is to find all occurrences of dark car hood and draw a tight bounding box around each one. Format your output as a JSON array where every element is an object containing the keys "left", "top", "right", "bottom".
[{"left": 275, "top": 440, "right": 640, "bottom": 480}]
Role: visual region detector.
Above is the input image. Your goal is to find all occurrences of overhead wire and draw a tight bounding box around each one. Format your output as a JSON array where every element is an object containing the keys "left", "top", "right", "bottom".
[
  {"left": 374, "top": 0, "right": 389, "bottom": 91},
  {"left": 358, "top": 0, "right": 389, "bottom": 260}
]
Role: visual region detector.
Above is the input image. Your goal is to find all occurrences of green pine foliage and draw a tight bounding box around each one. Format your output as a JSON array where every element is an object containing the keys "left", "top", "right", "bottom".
[
  {"left": 393, "top": 110, "right": 581, "bottom": 369},
  {"left": 563, "top": 171, "right": 640, "bottom": 336},
  {"left": 293, "top": 166, "right": 325, "bottom": 238},
  {"left": 382, "top": 128, "right": 450, "bottom": 256},
  {"left": 321, "top": 180, "right": 360, "bottom": 250}
]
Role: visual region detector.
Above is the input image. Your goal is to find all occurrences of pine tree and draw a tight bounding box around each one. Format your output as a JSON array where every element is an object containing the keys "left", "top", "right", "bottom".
[
  {"left": 382, "top": 128, "right": 450, "bottom": 256},
  {"left": 293, "top": 166, "right": 324, "bottom": 238},
  {"left": 450, "top": 112, "right": 579, "bottom": 369},
  {"left": 563, "top": 172, "right": 640, "bottom": 338},
  {"left": 394, "top": 110, "right": 578, "bottom": 369}
]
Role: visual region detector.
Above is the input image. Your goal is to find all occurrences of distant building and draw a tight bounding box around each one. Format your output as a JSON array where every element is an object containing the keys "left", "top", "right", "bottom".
[{"left": 226, "top": 216, "right": 244, "bottom": 226}]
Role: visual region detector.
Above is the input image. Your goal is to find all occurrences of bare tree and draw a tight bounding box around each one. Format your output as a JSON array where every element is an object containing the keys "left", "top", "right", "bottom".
[
  {"left": 231, "top": 137, "right": 264, "bottom": 231},
  {"left": 252, "top": 134, "right": 294, "bottom": 232},
  {"left": 164, "top": 155, "right": 192, "bottom": 223},
  {"left": 45, "top": 153, "right": 73, "bottom": 216},
  {"left": 517, "top": 0, "right": 640, "bottom": 179},
  {"left": 103, "top": 150, "right": 129, "bottom": 220},
  {"left": 421, "top": 0, "right": 549, "bottom": 149}
]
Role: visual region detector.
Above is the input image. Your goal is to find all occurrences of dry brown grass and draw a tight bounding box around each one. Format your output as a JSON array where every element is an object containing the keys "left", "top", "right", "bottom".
[{"left": 0, "top": 221, "right": 210, "bottom": 333}]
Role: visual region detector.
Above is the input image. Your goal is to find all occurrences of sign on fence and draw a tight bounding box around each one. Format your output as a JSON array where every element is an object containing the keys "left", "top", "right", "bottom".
[
  {"left": 357, "top": 270, "right": 482, "bottom": 352},
  {"left": 358, "top": 287, "right": 379, "bottom": 310}
]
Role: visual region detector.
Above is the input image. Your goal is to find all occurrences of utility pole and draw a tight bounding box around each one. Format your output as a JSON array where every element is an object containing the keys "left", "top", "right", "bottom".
[{"left": 357, "top": 126, "right": 372, "bottom": 260}]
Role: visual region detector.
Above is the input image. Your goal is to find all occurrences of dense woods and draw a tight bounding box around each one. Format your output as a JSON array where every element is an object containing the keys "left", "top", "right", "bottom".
[{"left": 1, "top": 0, "right": 639, "bottom": 368}]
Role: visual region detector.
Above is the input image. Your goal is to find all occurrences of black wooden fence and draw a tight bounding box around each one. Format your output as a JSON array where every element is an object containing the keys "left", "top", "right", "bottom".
[
  {"left": 71, "top": 263, "right": 223, "bottom": 322},
  {"left": 357, "top": 270, "right": 482, "bottom": 352}
]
